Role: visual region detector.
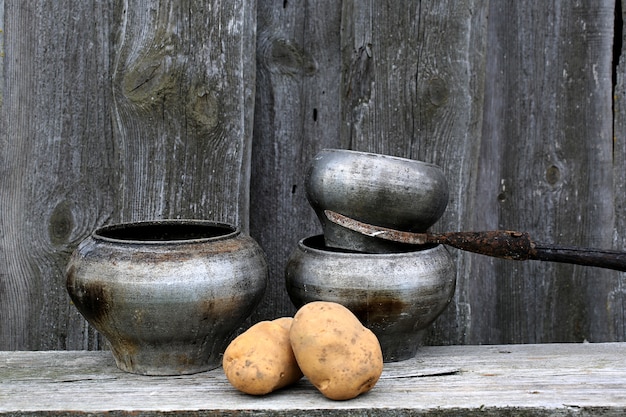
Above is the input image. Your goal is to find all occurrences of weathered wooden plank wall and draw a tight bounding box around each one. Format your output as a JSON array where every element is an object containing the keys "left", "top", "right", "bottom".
[
  {"left": 0, "top": 0, "right": 256, "bottom": 350},
  {"left": 0, "top": 0, "right": 624, "bottom": 350},
  {"left": 111, "top": 1, "right": 256, "bottom": 228},
  {"left": 469, "top": 0, "right": 623, "bottom": 344},
  {"left": 250, "top": 0, "right": 490, "bottom": 337},
  {"left": 612, "top": 0, "right": 626, "bottom": 342},
  {"left": 250, "top": 0, "right": 625, "bottom": 345},
  {"left": 0, "top": 1, "right": 115, "bottom": 350},
  {"left": 250, "top": 0, "right": 343, "bottom": 319}
]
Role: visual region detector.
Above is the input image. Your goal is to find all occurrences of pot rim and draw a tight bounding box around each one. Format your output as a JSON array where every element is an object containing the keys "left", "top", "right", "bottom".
[
  {"left": 317, "top": 148, "right": 443, "bottom": 169},
  {"left": 298, "top": 235, "right": 442, "bottom": 258},
  {"left": 92, "top": 219, "right": 240, "bottom": 245}
]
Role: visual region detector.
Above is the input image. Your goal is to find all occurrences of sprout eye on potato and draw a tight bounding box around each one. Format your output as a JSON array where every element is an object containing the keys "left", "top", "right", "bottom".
[{"left": 222, "top": 301, "right": 384, "bottom": 400}]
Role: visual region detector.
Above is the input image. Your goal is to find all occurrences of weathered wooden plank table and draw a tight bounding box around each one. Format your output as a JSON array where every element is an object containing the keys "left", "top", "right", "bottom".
[{"left": 1, "top": 343, "right": 625, "bottom": 416}]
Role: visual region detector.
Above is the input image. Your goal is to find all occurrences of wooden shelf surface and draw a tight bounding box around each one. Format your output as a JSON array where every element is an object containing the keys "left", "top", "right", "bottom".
[{"left": 1, "top": 343, "right": 625, "bottom": 416}]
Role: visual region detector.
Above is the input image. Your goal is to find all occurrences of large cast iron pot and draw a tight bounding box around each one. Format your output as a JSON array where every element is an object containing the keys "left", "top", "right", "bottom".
[
  {"left": 285, "top": 235, "right": 456, "bottom": 362},
  {"left": 66, "top": 220, "right": 268, "bottom": 375},
  {"left": 305, "top": 149, "right": 449, "bottom": 253}
]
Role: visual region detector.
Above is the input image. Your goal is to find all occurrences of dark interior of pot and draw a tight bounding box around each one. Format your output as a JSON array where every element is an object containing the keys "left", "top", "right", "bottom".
[
  {"left": 96, "top": 221, "right": 236, "bottom": 242},
  {"left": 303, "top": 235, "right": 436, "bottom": 254}
]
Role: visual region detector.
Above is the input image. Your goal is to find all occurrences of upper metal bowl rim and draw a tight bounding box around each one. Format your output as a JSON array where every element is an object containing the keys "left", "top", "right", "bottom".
[
  {"left": 317, "top": 148, "right": 443, "bottom": 169},
  {"left": 92, "top": 219, "right": 240, "bottom": 245}
]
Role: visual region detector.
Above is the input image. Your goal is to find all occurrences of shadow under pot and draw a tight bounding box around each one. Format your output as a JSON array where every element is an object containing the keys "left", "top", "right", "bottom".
[
  {"left": 66, "top": 219, "right": 268, "bottom": 376},
  {"left": 285, "top": 235, "right": 456, "bottom": 362}
]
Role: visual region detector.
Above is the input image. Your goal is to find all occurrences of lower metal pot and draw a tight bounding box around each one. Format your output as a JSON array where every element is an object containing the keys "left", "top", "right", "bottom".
[{"left": 285, "top": 235, "right": 456, "bottom": 362}]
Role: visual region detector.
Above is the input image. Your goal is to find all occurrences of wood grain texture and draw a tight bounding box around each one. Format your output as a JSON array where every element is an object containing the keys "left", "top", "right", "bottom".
[
  {"left": 474, "top": 0, "right": 622, "bottom": 344},
  {"left": 613, "top": 0, "right": 626, "bottom": 343},
  {"left": 1, "top": 343, "right": 625, "bottom": 415},
  {"left": 0, "top": 0, "right": 256, "bottom": 350},
  {"left": 250, "top": 0, "right": 344, "bottom": 321},
  {"left": 0, "top": 1, "right": 115, "bottom": 350},
  {"left": 110, "top": 0, "right": 256, "bottom": 227},
  {"left": 1, "top": 0, "right": 625, "bottom": 351}
]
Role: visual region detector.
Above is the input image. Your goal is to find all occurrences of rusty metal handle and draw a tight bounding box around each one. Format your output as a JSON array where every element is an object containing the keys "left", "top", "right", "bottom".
[
  {"left": 324, "top": 210, "right": 626, "bottom": 272},
  {"left": 530, "top": 245, "right": 626, "bottom": 272},
  {"left": 432, "top": 231, "right": 626, "bottom": 272},
  {"left": 428, "top": 230, "right": 534, "bottom": 260}
]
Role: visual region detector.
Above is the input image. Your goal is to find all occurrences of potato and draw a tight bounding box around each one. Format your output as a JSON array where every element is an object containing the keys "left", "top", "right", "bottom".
[
  {"left": 272, "top": 316, "right": 295, "bottom": 332},
  {"left": 222, "top": 317, "right": 303, "bottom": 395},
  {"left": 289, "top": 301, "right": 383, "bottom": 400}
]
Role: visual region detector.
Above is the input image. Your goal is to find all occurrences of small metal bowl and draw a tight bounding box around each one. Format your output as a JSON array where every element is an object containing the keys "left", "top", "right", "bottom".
[{"left": 305, "top": 149, "right": 449, "bottom": 253}]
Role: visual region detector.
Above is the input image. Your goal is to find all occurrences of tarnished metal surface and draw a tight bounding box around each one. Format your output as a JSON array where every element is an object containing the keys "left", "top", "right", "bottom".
[
  {"left": 285, "top": 235, "right": 456, "bottom": 362},
  {"left": 66, "top": 219, "right": 268, "bottom": 376},
  {"left": 305, "top": 149, "right": 449, "bottom": 253}
]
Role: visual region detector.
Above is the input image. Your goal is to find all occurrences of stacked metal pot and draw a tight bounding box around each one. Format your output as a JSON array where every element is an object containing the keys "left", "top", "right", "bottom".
[{"left": 285, "top": 149, "right": 457, "bottom": 362}]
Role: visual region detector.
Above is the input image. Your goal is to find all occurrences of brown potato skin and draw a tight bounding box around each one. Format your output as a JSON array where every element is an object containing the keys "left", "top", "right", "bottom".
[
  {"left": 223, "top": 317, "right": 303, "bottom": 395},
  {"left": 272, "top": 316, "right": 294, "bottom": 332},
  {"left": 289, "top": 301, "right": 383, "bottom": 400}
]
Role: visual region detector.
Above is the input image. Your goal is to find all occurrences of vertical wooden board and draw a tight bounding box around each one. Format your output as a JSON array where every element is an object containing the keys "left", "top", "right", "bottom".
[
  {"left": 111, "top": 0, "right": 256, "bottom": 228},
  {"left": 476, "top": 0, "right": 619, "bottom": 344},
  {"left": 339, "top": 0, "right": 489, "bottom": 345},
  {"left": 0, "top": 1, "right": 115, "bottom": 350},
  {"left": 612, "top": 0, "right": 626, "bottom": 342},
  {"left": 250, "top": 0, "right": 343, "bottom": 321}
]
